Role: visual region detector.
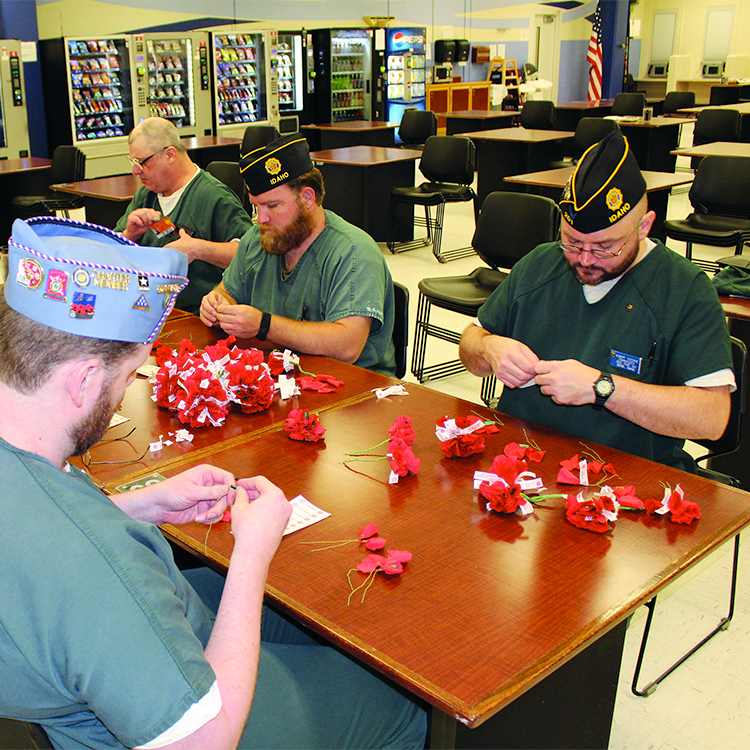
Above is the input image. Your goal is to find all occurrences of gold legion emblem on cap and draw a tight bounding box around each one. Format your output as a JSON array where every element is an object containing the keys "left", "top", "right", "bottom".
[
  {"left": 265, "top": 157, "right": 282, "bottom": 175},
  {"left": 606, "top": 187, "right": 623, "bottom": 211}
]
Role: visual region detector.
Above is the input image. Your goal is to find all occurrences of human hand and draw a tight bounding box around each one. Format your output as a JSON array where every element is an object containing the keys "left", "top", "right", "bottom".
[
  {"left": 149, "top": 464, "right": 238, "bottom": 526},
  {"left": 231, "top": 476, "right": 291, "bottom": 558},
  {"left": 483, "top": 336, "right": 540, "bottom": 388},
  {"left": 199, "top": 290, "right": 226, "bottom": 327},
  {"left": 215, "top": 303, "right": 262, "bottom": 338},
  {"left": 534, "top": 359, "right": 600, "bottom": 405},
  {"left": 165, "top": 228, "right": 200, "bottom": 262},
  {"left": 123, "top": 208, "right": 162, "bottom": 241}
]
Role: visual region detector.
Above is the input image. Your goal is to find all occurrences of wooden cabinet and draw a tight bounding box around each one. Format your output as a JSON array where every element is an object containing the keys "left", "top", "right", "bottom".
[{"left": 426, "top": 81, "right": 491, "bottom": 113}]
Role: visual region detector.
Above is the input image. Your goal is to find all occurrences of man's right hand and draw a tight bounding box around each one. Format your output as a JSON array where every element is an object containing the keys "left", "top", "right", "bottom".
[
  {"left": 122, "top": 208, "right": 162, "bottom": 242},
  {"left": 481, "top": 335, "right": 540, "bottom": 388},
  {"left": 231, "top": 476, "right": 291, "bottom": 562},
  {"left": 199, "top": 290, "right": 226, "bottom": 327}
]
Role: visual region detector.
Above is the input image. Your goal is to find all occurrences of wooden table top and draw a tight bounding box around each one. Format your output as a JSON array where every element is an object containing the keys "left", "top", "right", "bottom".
[
  {"left": 612, "top": 115, "right": 695, "bottom": 128},
  {"left": 556, "top": 99, "right": 615, "bottom": 109},
  {"left": 504, "top": 166, "right": 693, "bottom": 192},
  {"left": 310, "top": 145, "right": 423, "bottom": 165},
  {"left": 720, "top": 295, "right": 750, "bottom": 321},
  {"left": 302, "top": 121, "right": 399, "bottom": 132},
  {"left": 671, "top": 141, "right": 750, "bottom": 158},
  {"left": 445, "top": 109, "right": 519, "bottom": 119},
  {"left": 0, "top": 157, "right": 52, "bottom": 174},
  {"left": 50, "top": 173, "right": 141, "bottom": 201},
  {"left": 182, "top": 136, "right": 242, "bottom": 149},
  {"left": 159, "top": 381, "right": 750, "bottom": 727},
  {"left": 679, "top": 102, "right": 750, "bottom": 115},
  {"left": 75, "top": 316, "right": 397, "bottom": 490},
  {"left": 460, "top": 128, "right": 575, "bottom": 143}
]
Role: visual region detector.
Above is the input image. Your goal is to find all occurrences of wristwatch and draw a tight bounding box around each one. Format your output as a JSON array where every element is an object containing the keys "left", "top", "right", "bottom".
[
  {"left": 592, "top": 372, "right": 615, "bottom": 410},
  {"left": 257, "top": 311, "right": 272, "bottom": 341}
]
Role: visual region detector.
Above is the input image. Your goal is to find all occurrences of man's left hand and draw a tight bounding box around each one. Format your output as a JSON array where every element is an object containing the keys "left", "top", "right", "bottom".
[
  {"left": 534, "top": 359, "right": 600, "bottom": 405},
  {"left": 165, "top": 228, "right": 200, "bottom": 262},
  {"left": 215, "top": 303, "right": 263, "bottom": 338}
]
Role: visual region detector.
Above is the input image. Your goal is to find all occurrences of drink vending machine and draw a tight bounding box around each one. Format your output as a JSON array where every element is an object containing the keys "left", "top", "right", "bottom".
[
  {"left": 209, "top": 29, "right": 279, "bottom": 139},
  {"left": 0, "top": 40, "right": 31, "bottom": 159},
  {"left": 277, "top": 30, "right": 308, "bottom": 127},
  {"left": 383, "top": 28, "right": 427, "bottom": 128},
  {"left": 41, "top": 33, "right": 212, "bottom": 178},
  {"left": 309, "top": 28, "right": 373, "bottom": 123}
]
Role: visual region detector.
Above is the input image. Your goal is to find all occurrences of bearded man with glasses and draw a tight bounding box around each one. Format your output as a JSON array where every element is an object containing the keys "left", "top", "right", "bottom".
[
  {"left": 115, "top": 117, "right": 253, "bottom": 315},
  {"left": 459, "top": 130, "right": 734, "bottom": 472}
]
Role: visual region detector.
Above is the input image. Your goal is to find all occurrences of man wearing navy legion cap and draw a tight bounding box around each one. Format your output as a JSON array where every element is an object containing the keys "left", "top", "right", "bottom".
[
  {"left": 199, "top": 133, "right": 397, "bottom": 375},
  {"left": 459, "top": 130, "right": 734, "bottom": 472},
  {"left": 0, "top": 217, "right": 425, "bottom": 748}
]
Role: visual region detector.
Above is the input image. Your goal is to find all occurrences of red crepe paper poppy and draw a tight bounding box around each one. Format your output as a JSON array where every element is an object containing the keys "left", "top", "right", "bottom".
[
  {"left": 387, "top": 437, "right": 421, "bottom": 477},
  {"left": 565, "top": 492, "right": 611, "bottom": 533},
  {"left": 299, "top": 374, "right": 345, "bottom": 393},
  {"left": 490, "top": 454, "right": 528, "bottom": 485},
  {"left": 480, "top": 481, "right": 527, "bottom": 514},
  {"left": 646, "top": 485, "right": 701, "bottom": 524},
  {"left": 440, "top": 432, "right": 486, "bottom": 458},
  {"left": 388, "top": 415, "right": 416, "bottom": 446},
  {"left": 284, "top": 409, "right": 326, "bottom": 442},
  {"left": 613, "top": 485, "right": 644, "bottom": 510},
  {"left": 504, "top": 441, "right": 546, "bottom": 463},
  {"left": 557, "top": 452, "right": 617, "bottom": 486},
  {"left": 435, "top": 415, "right": 500, "bottom": 459},
  {"left": 365, "top": 536, "right": 387, "bottom": 551},
  {"left": 221, "top": 509, "right": 232, "bottom": 523},
  {"left": 358, "top": 522, "right": 379, "bottom": 541},
  {"left": 267, "top": 351, "right": 286, "bottom": 376}
]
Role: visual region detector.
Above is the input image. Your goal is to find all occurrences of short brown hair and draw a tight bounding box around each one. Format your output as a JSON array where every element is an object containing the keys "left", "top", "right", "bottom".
[
  {"left": 0, "top": 296, "right": 141, "bottom": 394},
  {"left": 286, "top": 167, "right": 326, "bottom": 205}
]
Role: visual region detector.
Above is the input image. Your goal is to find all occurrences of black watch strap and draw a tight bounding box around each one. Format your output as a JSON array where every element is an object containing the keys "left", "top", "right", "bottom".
[{"left": 257, "top": 311, "right": 272, "bottom": 341}]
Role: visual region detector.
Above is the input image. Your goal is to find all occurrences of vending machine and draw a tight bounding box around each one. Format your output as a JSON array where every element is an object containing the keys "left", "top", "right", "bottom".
[
  {"left": 277, "top": 30, "right": 308, "bottom": 127},
  {"left": 40, "top": 36, "right": 136, "bottom": 177},
  {"left": 130, "top": 32, "right": 213, "bottom": 137},
  {"left": 383, "top": 28, "right": 427, "bottom": 126},
  {"left": 209, "top": 29, "right": 279, "bottom": 139},
  {"left": 0, "top": 40, "right": 30, "bottom": 158},
  {"left": 309, "top": 28, "right": 373, "bottom": 123}
]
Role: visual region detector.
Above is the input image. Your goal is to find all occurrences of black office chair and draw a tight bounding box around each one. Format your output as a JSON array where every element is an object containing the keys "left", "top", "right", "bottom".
[
  {"left": 205, "top": 161, "right": 246, "bottom": 206},
  {"left": 398, "top": 109, "right": 437, "bottom": 150},
  {"left": 241, "top": 124, "right": 280, "bottom": 155},
  {"left": 11, "top": 145, "right": 86, "bottom": 219},
  {"left": 611, "top": 92, "right": 646, "bottom": 116},
  {"left": 392, "top": 281, "right": 409, "bottom": 380},
  {"left": 662, "top": 91, "right": 696, "bottom": 114},
  {"left": 710, "top": 86, "right": 741, "bottom": 106},
  {"left": 663, "top": 155, "right": 750, "bottom": 273},
  {"left": 388, "top": 135, "right": 478, "bottom": 263},
  {"left": 549, "top": 117, "right": 620, "bottom": 168},
  {"left": 690, "top": 108, "right": 742, "bottom": 169},
  {"left": 0, "top": 718, "right": 53, "bottom": 749},
  {"left": 411, "top": 192, "right": 560, "bottom": 384},
  {"left": 632, "top": 335, "right": 746, "bottom": 697},
  {"left": 519, "top": 100, "right": 556, "bottom": 130}
]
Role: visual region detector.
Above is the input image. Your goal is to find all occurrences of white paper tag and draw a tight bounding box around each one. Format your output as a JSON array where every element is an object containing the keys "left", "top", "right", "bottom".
[{"left": 283, "top": 495, "right": 332, "bottom": 536}]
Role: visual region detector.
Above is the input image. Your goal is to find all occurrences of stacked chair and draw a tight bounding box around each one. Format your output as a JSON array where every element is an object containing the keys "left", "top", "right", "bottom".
[
  {"left": 611, "top": 92, "right": 647, "bottom": 116},
  {"left": 411, "top": 192, "right": 560, "bottom": 395},
  {"left": 397, "top": 109, "right": 437, "bottom": 150},
  {"left": 690, "top": 108, "right": 742, "bottom": 169},
  {"left": 519, "top": 100, "right": 556, "bottom": 130}
]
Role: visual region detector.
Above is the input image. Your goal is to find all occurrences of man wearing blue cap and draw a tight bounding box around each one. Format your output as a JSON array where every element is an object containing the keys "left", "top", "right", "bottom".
[
  {"left": 0, "top": 217, "right": 425, "bottom": 749},
  {"left": 459, "top": 131, "right": 734, "bottom": 472},
  {"left": 199, "top": 133, "right": 396, "bottom": 376}
]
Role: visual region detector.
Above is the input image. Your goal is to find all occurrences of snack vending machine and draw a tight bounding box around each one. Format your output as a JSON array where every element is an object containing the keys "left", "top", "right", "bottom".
[
  {"left": 277, "top": 31, "right": 307, "bottom": 126},
  {"left": 130, "top": 32, "right": 213, "bottom": 137},
  {"left": 383, "top": 28, "right": 427, "bottom": 126},
  {"left": 40, "top": 35, "right": 136, "bottom": 177},
  {"left": 210, "top": 29, "right": 279, "bottom": 139},
  {"left": 0, "top": 41, "right": 30, "bottom": 159},
  {"left": 309, "top": 28, "right": 373, "bottom": 123}
]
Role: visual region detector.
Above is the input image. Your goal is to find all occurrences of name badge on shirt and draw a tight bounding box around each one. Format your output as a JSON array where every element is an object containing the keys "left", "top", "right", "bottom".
[{"left": 609, "top": 349, "right": 642, "bottom": 375}]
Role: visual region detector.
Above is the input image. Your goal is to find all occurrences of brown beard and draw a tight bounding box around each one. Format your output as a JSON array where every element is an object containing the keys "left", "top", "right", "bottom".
[
  {"left": 259, "top": 198, "right": 316, "bottom": 256},
  {"left": 566, "top": 237, "right": 641, "bottom": 286},
  {"left": 69, "top": 376, "right": 121, "bottom": 457}
]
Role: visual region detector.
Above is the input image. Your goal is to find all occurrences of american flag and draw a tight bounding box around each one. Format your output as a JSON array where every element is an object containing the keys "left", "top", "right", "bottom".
[{"left": 587, "top": 0, "right": 603, "bottom": 102}]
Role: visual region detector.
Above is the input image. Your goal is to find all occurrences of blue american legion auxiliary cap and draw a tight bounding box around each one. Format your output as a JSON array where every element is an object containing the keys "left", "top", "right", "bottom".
[
  {"left": 239, "top": 132, "right": 314, "bottom": 195},
  {"left": 5, "top": 217, "right": 189, "bottom": 344}
]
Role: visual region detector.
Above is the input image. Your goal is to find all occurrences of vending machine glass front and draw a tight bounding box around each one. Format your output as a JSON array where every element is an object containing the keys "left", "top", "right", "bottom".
[{"left": 146, "top": 38, "right": 195, "bottom": 127}]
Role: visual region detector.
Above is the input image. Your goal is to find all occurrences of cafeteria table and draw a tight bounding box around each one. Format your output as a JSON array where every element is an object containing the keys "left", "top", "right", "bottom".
[
  {"left": 671, "top": 141, "right": 750, "bottom": 159},
  {"left": 50, "top": 173, "right": 140, "bottom": 229},
  {"left": 444, "top": 109, "right": 518, "bottom": 135},
  {"left": 310, "top": 145, "right": 423, "bottom": 242},
  {"left": 301, "top": 121, "right": 399, "bottom": 151},
  {"left": 0, "top": 157, "right": 53, "bottom": 243},
  {"left": 458, "top": 128, "right": 575, "bottom": 205},
  {"left": 616, "top": 115, "right": 695, "bottom": 173},
  {"left": 81, "top": 315, "right": 750, "bottom": 750},
  {"left": 504, "top": 166, "right": 693, "bottom": 242},
  {"left": 678, "top": 101, "right": 750, "bottom": 142}
]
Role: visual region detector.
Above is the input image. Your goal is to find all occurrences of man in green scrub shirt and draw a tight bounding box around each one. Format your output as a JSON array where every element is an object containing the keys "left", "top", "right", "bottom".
[
  {"left": 0, "top": 217, "right": 425, "bottom": 749},
  {"left": 115, "top": 117, "right": 253, "bottom": 315},
  {"left": 199, "top": 134, "right": 396, "bottom": 376},
  {"left": 459, "top": 130, "right": 734, "bottom": 471}
]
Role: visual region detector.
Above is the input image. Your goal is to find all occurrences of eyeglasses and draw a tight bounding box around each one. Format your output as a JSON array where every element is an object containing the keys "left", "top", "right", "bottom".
[
  {"left": 558, "top": 225, "right": 640, "bottom": 259},
  {"left": 126, "top": 146, "right": 168, "bottom": 168},
  {"left": 81, "top": 427, "right": 149, "bottom": 467}
]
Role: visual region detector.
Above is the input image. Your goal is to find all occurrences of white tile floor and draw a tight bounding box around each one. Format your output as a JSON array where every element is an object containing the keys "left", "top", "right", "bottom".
[{"left": 375, "top": 149, "right": 750, "bottom": 749}]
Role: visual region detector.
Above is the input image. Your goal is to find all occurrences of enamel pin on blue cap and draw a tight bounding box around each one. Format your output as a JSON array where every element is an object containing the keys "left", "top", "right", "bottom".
[{"left": 5, "top": 217, "right": 189, "bottom": 344}]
